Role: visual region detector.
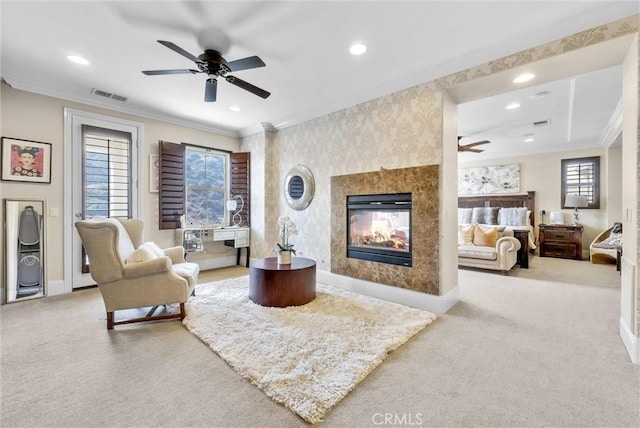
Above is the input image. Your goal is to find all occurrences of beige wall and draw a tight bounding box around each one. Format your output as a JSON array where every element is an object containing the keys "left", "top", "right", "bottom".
[
  {"left": 459, "top": 147, "right": 609, "bottom": 254},
  {"left": 606, "top": 145, "right": 623, "bottom": 224},
  {"left": 0, "top": 83, "right": 240, "bottom": 291}
]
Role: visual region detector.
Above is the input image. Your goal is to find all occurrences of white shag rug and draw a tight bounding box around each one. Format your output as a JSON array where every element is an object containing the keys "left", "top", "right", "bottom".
[{"left": 183, "top": 275, "right": 436, "bottom": 424}]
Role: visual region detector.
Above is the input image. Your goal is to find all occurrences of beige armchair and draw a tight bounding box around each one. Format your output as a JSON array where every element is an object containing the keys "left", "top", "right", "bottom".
[{"left": 75, "top": 217, "right": 199, "bottom": 330}]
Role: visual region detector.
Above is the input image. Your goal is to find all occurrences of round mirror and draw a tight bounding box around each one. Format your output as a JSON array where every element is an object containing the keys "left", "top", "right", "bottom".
[{"left": 285, "top": 165, "right": 315, "bottom": 210}]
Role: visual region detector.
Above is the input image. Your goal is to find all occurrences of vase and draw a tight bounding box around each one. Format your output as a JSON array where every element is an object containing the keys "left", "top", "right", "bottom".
[{"left": 277, "top": 250, "right": 292, "bottom": 265}]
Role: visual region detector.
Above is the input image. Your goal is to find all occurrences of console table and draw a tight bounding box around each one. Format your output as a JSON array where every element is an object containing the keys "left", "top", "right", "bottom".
[
  {"left": 177, "top": 226, "right": 250, "bottom": 267},
  {"left": 249, "top": 257, "right": 316, "bottom": 307}
]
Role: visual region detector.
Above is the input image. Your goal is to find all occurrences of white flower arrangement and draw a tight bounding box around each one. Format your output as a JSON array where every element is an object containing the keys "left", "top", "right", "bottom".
[{"left": 275, "top": 215, "right": 298, "bottom": 255}]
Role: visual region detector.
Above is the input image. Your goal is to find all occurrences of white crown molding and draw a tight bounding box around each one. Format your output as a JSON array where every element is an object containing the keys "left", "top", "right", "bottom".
[
  {"left": 599, "top": 98, "right": 623, "bottom": 147},
  {"left": 3, "top": 76, "right": 241, "bottom": 138}
]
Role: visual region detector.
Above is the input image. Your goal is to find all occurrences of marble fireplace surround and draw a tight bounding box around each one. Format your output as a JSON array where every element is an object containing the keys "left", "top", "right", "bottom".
[{"left": 331, "top": 165, "right": 439, "bottom": 295}]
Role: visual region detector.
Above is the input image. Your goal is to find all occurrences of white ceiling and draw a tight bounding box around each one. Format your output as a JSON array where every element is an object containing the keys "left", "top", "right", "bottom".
[{"left": 1, "top": 1, "right": 637, "bottom": 155}]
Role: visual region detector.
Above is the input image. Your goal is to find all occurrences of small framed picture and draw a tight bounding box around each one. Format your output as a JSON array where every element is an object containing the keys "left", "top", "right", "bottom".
[
  {"left": 1, "top": 137, "right": 52, "bottom": 184},
  {"left": 150, "top": 154, "right": 159, "bottom": 192}
]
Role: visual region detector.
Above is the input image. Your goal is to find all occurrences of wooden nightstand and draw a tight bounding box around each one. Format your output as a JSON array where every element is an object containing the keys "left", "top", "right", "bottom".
[{"left": 539, "top": 224, "right": 583, "bottom": 260}]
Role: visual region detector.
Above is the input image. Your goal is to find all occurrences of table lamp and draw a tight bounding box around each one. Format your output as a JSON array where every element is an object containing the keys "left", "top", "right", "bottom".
[{"left": 564, "top": 194, "right": 587, "bottom": 225}]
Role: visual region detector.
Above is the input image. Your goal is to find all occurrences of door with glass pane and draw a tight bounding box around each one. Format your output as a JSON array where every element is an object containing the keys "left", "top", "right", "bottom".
[{"left": 71, "top": 118, "right": 138, "bottom": 289}]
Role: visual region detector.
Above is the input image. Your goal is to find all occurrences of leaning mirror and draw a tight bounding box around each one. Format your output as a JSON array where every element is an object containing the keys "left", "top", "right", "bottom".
[
  {"left": 284, "top": 165, "right": 315, "bottom": 210},
  {"left": 4, "top": 199, "right": 46, "bottom": 303}
]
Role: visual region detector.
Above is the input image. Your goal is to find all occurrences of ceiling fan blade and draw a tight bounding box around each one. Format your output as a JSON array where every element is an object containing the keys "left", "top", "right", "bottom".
[
  {"left": 223, "top": 56, "right": 266, "bottom": 72},
  {"left": 142, "top": 69, "right": 200, "bottom": 75},
  {"left": 225, "top": 75, "right": 271, "bottom": 99},
  {"left": 458, "top": 147, "right": 485, "bottom": 153},
  {"left": 205, "top": 78, "right": 217, "bottom": 102},
  {"left": 463, "top": 140, "right": 491, "bottom": 148},
  {"left": 157, "top": 40, "right": 201, "bottom": 63}
]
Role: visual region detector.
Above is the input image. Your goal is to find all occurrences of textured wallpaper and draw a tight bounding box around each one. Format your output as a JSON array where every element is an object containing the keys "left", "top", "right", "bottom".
[{"left": 242, "top": 15, "right": 638, "bottom": 293}]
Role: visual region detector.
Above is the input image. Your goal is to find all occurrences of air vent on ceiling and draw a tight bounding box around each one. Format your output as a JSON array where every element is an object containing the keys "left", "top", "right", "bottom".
[
  {"left": 91, "top": 88, "right": 128, "bottom": 102},
  {"left": 533, "top": 119, "right": 551, "bottom": 127}
]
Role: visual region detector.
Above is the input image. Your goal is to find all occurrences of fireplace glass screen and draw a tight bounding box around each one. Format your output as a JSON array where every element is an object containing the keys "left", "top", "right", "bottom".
[{"left": 347, "top": 193, "right": 412, "bottom": 266}]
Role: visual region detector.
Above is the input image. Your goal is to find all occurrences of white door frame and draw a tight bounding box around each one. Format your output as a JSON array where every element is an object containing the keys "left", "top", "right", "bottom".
[{"left": 63, "top": 108, "right": 143, "bottom": 292}]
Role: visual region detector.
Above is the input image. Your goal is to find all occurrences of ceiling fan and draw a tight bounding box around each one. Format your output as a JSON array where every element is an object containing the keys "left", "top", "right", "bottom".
[
  {"left": 458, "top": 136, "right": 491, "bottom": 153},
  {"left": 142, "top": 40, "right": 270, "bottom": 102}
]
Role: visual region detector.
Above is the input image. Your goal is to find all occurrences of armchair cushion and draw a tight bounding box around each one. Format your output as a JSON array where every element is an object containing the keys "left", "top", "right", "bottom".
[{"left": 592, "top": 232, "right": 622, "bottom": 249}]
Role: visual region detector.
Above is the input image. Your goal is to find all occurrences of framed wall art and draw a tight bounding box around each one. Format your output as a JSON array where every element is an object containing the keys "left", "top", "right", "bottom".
[
  {"left": 150, "top": 154, "right": 160, "bottom": 192},
  {"left": 458, "top": 163, "right": 520, "bottom": 195},
  {"left": 1, "top": 137, "right": 52, "bottom": 184}
]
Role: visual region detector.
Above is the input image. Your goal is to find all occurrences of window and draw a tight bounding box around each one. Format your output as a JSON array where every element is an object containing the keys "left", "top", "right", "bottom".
[
  {"left": 561, "top": 156, "right": 600, "bottom": 209},
  {"left": 184, "top": 145, "right": 228, "bottom": 227},
  {"left": 158, "top": 141, "right": 249, "bottom": 230},
  {"left": 82, "top": 125, "right": 132, "bottom": 218}
]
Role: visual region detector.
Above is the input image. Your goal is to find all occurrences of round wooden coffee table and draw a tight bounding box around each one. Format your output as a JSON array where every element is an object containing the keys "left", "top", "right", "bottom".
[{"left": 249, "top": 257, "right": 316, "bottom": 307}]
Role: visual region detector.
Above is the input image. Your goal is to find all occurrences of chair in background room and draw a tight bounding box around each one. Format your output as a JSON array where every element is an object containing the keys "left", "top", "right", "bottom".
[
  {"left": 590, "top": 222, "right": 622, "bottom": 265},
  {"left": 75, "top": 217, "right": 199, "bottom": 329}
]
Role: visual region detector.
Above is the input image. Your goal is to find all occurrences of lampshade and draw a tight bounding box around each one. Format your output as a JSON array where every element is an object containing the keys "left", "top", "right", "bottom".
[{"left": 565, "top": 194, "right": 588, "bottom": 208}]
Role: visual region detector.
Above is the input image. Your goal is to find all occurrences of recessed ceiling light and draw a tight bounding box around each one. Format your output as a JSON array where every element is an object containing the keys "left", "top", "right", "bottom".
[
  {"left": 229, "top": 105, "right": 241, "bottom": 112},
  {"left": 349, "top": 42, "right": 367, "bottom": 56},
  {"left": 513, "top": 73, "right": 535, "bottom": 84},
  {"left": 524, "top": 138, "right": 535, "bottom": 143},
  {"left": 67, "top": 55, "right": 90, "bottom": 66},
  {"left": 505, "top": 102, "right": 520, "bottom": 110}
]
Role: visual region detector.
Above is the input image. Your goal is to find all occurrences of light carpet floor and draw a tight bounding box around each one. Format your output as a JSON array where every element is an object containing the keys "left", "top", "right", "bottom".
[{"left": 182, "top": 276, "right": 437, "bottom": 423}]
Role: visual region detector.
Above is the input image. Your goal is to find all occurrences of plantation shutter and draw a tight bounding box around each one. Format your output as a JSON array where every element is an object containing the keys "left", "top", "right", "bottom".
[
  {"left": 561, "top": 156, "right": 600, "bottom": 209},
  {"left": 159, "top": 141, "right": 185, "bottom": 229},
  {"left": 230, "top": 152, "right": 250, "bottom": 226}
]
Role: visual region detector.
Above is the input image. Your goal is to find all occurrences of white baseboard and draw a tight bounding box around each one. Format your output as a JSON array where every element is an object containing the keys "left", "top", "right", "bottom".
[
  {"left": 620, "top": 316, "right": 640, "bottom": 364},
  {"left": 317, "top": 270, "right": 459, "bottom": 314},
  {"left": 47, "top": 280, "right": 67, "bottom": 296}
]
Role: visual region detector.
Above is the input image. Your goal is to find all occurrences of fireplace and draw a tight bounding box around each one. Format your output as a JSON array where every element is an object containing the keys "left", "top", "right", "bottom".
[{"left": 347, "top": 193, "right": 412, "bottom": 267}]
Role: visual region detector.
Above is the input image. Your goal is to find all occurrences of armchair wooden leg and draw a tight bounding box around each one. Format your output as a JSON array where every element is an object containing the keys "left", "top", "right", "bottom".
[
  {"left": 179, "top": 303, "right": 186, "bottom": 321},
  {"left": 107, "top": 312, "right": 114, "bottom": 330}
]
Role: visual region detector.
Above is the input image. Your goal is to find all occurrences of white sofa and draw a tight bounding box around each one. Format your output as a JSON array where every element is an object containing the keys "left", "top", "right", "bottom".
[{"left": 458, "top": 224, "right": 522, "bottom": 273}]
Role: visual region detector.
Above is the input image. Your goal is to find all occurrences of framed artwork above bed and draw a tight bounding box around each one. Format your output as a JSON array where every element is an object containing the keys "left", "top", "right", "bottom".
[{"left": 458, "top": 163, "right": 520, "bottom": 195}]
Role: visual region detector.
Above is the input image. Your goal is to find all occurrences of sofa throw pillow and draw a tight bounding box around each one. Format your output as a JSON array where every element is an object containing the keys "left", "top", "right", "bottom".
[
  {"left": 473, "top": 225, "right": 498, "bottom": 247},
  {"left": 471, "top": 207, "right": 500, "bottom": 225},
  {"left": 498, "top": 207, "right": 529, "bottom": 226},
  {"left": 458, "top": 208, "right": 473, "bottom": 224},
  {"left": 125, "top": 242, "right": 165, "bottom": 264},
  {"left": 139, "top": 241, "right": 165, "bottom": 258},
  {"left": 458, "top": 224, "right": 475, "bottom": 246}
]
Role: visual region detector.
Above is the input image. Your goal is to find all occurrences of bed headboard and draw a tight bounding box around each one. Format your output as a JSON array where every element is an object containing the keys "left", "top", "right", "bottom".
[{"left": 458, "top": 191, "right": 536, "bottom": 227}]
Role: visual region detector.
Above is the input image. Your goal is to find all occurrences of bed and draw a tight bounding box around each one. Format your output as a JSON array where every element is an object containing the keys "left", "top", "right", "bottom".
[{"left": 458, "top": 191, "right": 536, "bottom": 269}]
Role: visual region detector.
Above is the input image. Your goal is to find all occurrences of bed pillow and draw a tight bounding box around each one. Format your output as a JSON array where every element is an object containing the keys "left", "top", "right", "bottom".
[
  {"left": 458, "top": 208, "right": 473, "bottom": 225},
  {"left": 471, "top": 207, "right": 500, "bottom": 225},
  {"left": 498, "top": 207, "right": 529, "bottom": 226},
  {"left": 458, "top": 224, "right": 475, "bottom": 246},
  {"left": 473, "top": 225, "right": 498, "bottom": 247}
]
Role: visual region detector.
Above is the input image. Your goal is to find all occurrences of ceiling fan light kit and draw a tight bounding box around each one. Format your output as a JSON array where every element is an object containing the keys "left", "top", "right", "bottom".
[{"left": 142, "top": 40, "right": 271, "bottom": 102}]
